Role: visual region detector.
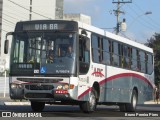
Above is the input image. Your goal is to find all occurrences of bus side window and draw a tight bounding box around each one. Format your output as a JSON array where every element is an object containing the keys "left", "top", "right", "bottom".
[
  {"left": 91, "top": 34, "right": 99, "bottom": 63},
  {"left": 145, "top": 52, "right": 148, "bottom": 74},
  {"left": 139, "top": 51, "right": 145, "bottom": 73},
  {"left": 112, "top": 41, "right": 119, "bottom": 67},
  {"left": 147, "top": 54, "right": 153, "bottom": 74},
  {"left": 137, "top": 50, "right": 141, "bottom": 71},
  {"left": 123, "top": 46, "right": 131, "bottom": 69},
  {"left": 131, "top": 48, "right": 137, "bottom": 71},
  {"left": 79, "top": 35, "right": 90, "bottom": 74},
  {"left": 102, "top": 38, "right": 111, "bottom": 65}
]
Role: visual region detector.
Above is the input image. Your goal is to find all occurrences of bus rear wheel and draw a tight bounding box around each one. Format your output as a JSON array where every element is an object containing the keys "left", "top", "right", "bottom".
[
  {"left": 119, "top": 90, "right": 137, "bottom": 112},
  {"left": 80, "top": 89, "right": 97, "bottom": 113},
  {"left": 126, "top": 90, "right": 137, "bottom": 112},
  {"left": 31, "top": 101, "right": 45, "bottom": 112}
]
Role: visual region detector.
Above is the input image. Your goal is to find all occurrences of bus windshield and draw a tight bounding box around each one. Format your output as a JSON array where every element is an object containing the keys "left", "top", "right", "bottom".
[{"left": 10, "top": 32, "right": 77, "bottom": 76}]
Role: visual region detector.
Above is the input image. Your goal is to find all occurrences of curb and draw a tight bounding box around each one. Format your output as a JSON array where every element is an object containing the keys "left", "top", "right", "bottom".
[
  {"left": 144, "top": 101, "right": 160, "bottom": 104},
  {"left": 2, "top": 100, "right": 159, "bottom": 105}
]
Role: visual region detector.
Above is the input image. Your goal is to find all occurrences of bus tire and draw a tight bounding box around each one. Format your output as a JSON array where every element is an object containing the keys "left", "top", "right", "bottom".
[
  {"left": 31, "top": 101, "right": 45, "bottom": 112},
  {"left": 80, "top": 89, "right": 97, "bottom": 113},
  {"left": 126, "top": 89, "right": 137, "bottom": 112},
  {"left": 119, "top": 104, "right": 126, "bottom": 112}
]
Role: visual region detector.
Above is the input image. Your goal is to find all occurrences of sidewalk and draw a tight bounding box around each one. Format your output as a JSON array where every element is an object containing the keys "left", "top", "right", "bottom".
[
  {"left": 144, "top": 100, "right": 160, "bottom": 104},
  {"left": 0, "top": 97, "right": 30, "bottom": 105}
]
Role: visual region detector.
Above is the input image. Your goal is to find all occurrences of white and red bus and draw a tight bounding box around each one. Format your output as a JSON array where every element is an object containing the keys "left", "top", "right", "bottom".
[{"left": 4, "top": 20, "right": 154, "bottom": 113}]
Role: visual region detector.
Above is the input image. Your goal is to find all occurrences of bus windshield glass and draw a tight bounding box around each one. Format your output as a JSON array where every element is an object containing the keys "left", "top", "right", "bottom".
[{"left": 10, "top": 32, "right": 77, "bottom": 76}]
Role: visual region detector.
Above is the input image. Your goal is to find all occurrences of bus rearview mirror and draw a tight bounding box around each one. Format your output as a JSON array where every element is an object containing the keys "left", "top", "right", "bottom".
[{"left": 4, "top": 40, "right": 9, "bottom": 54}]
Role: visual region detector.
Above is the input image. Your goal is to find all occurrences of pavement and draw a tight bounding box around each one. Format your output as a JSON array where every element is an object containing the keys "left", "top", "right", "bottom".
[
  {"left": 0, "top": 97, "right": 160, "bottom": 105},
  {"left": 0, "top": 97, "right": 30, "bottom": 105},
  {"left": 144, "top": 100, "right": 160, "bottom": 104}
]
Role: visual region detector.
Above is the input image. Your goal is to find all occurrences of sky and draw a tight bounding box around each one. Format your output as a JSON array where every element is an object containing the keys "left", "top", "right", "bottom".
[{"left": 64, "top": 0, "right": 160, "bottom": 44}]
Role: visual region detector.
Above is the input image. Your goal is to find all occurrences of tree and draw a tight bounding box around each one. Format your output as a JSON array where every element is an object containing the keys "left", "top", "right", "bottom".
[{"left": 146, "top": 33, "right": 160, "bottom": 85}]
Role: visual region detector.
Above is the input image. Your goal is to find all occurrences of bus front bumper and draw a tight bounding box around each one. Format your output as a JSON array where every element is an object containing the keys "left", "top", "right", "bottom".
[
  {"left": 10, "top": 84, "right": 77, "bottom": 102},
  {"left": 10, "top": 83, "right": 77, "bottom": 102},
  {"left": 24, "top": 89, "right": 72, "bottom": 102}
]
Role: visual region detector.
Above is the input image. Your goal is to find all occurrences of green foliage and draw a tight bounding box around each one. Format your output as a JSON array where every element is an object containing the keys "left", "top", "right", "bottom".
[{"left": 146, "top": 33, "right": 160, "bottom": 85}]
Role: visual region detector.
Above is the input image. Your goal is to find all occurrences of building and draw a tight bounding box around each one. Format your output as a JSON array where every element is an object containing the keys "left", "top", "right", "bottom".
[
  {"left": 0, "top": 0, "right": 64, "bottom": 69},
  {"left": 64, "top": 13, "right": 91, "bottom": 25},
  {"left": 0, "top": 0, "right": 2, "bottom": 53}
]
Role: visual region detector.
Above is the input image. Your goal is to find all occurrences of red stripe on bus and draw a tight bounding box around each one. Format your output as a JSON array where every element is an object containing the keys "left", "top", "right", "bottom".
[
  {"left": 78, "top": 73, "right": 154, "bottom": 99},
  {"left": 77, "top": 87, "right": 92, "bottom": 99}
]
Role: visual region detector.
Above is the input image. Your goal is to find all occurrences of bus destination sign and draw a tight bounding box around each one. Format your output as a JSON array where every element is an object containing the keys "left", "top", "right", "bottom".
[
  {"left": 23, "top": 24, "right": 58, "bottom": 31},
  {"left": 22, "top": 22, "right": 77, "bottom": 31}
]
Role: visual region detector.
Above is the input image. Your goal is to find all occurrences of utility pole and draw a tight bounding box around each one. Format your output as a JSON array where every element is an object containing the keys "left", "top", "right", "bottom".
[
  {"left": 29, "top": 0, "right": 32, "bottom": 20},
  {"left": 112, "top": 0, "right": 132, "bottom": 35}
]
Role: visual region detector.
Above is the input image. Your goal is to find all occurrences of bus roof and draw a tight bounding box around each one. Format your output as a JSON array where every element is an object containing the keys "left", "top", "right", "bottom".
[{"left": 77, "top": 21, "right": 153, "bottom": 53}]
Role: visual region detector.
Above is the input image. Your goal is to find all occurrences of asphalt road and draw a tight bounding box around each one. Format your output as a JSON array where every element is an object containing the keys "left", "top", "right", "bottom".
[
  {"left": 0, "top": 97, "right": 160, "bottom": 119},
  {"left": 0, "top": 104, "right": 160, "bottom": 117}
]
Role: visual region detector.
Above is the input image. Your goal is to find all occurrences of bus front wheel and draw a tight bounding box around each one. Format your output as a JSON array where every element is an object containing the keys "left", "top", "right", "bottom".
[
  {"left": 80, "top": 89, "right": 97, "bottom": 113},
  {"left": 31, "top": 101, "right": 45, "bottom": 112}
]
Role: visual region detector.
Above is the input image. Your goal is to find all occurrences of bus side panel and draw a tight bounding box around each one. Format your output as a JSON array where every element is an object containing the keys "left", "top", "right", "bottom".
[
  {"left": 102, "top": 67, "right": 154, "bottom": 104},
  {"left": 104, "top": 77, "right": 131, "bottom": 103},
  {"left": 103, "top": 76, "right": 153, "bottom": 104}
]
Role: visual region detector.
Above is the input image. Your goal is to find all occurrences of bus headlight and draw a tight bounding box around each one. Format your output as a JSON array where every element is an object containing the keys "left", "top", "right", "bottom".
[
  {"left": 11, "top": 84, "right": 23, "bottom": 89},
  {"left": 56, "top": 84, "right": 74, "bottom": 90},
  {"left": 11, "top": 84, "right": 17, "bottom": 89},
  {"left": 63, "top": 84, "right": 69, "bottom": 90}
]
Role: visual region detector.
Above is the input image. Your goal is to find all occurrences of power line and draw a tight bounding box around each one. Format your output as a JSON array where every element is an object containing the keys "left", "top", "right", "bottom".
[
  {"left": 119, "top": 31, "right": 132, "bottom": 40},
  {"left": 5, "top": 10, "right": 28, "bottom": 20},
  {"left": 133, "top": 3, "right": 160, "bottom": 27},
  {"left": 125, "top": 5, "right": 156, "bottom": 31},
  {"left": 132, "top": 3, "right": 160, "bottom": 29},
  {"left": 1, "top": 29, "right": 9, "bottom": 32},
  {"left": 3, "top": 13, "right": 19, "bottom": 20},
  {"left": 2, "top": 18, "right": 15, "bottom": 25},
  {"left": 2, "top": 21, "right": 15, "bottom": 28},
  {"left": 7, "top": 0, "right": 52, "bottom": 19}
]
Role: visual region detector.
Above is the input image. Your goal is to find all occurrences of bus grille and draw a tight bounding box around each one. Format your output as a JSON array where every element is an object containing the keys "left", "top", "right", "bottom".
[
  {"left": 25, "top": 84, "right": 54, "bottom": 90},
  {"left": 25, "top": 93, "right": 53, "bottom": 98}
]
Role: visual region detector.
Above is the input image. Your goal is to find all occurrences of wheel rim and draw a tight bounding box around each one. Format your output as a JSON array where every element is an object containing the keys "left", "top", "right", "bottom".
[
  {"left": 132, "top": 93, "right": 137, "bottom": 108},
  {"left": 89, "top": 92, "right": 96, "bottom": 111}
]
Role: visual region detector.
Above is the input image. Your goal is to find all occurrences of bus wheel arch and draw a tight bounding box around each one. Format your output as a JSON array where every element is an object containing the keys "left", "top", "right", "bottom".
[
  {"left": 133, "top": 87, "right": 138, "bottom": 101},
  {"left": 92, "top": 82, "right": 100, "bottom": 102}
]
